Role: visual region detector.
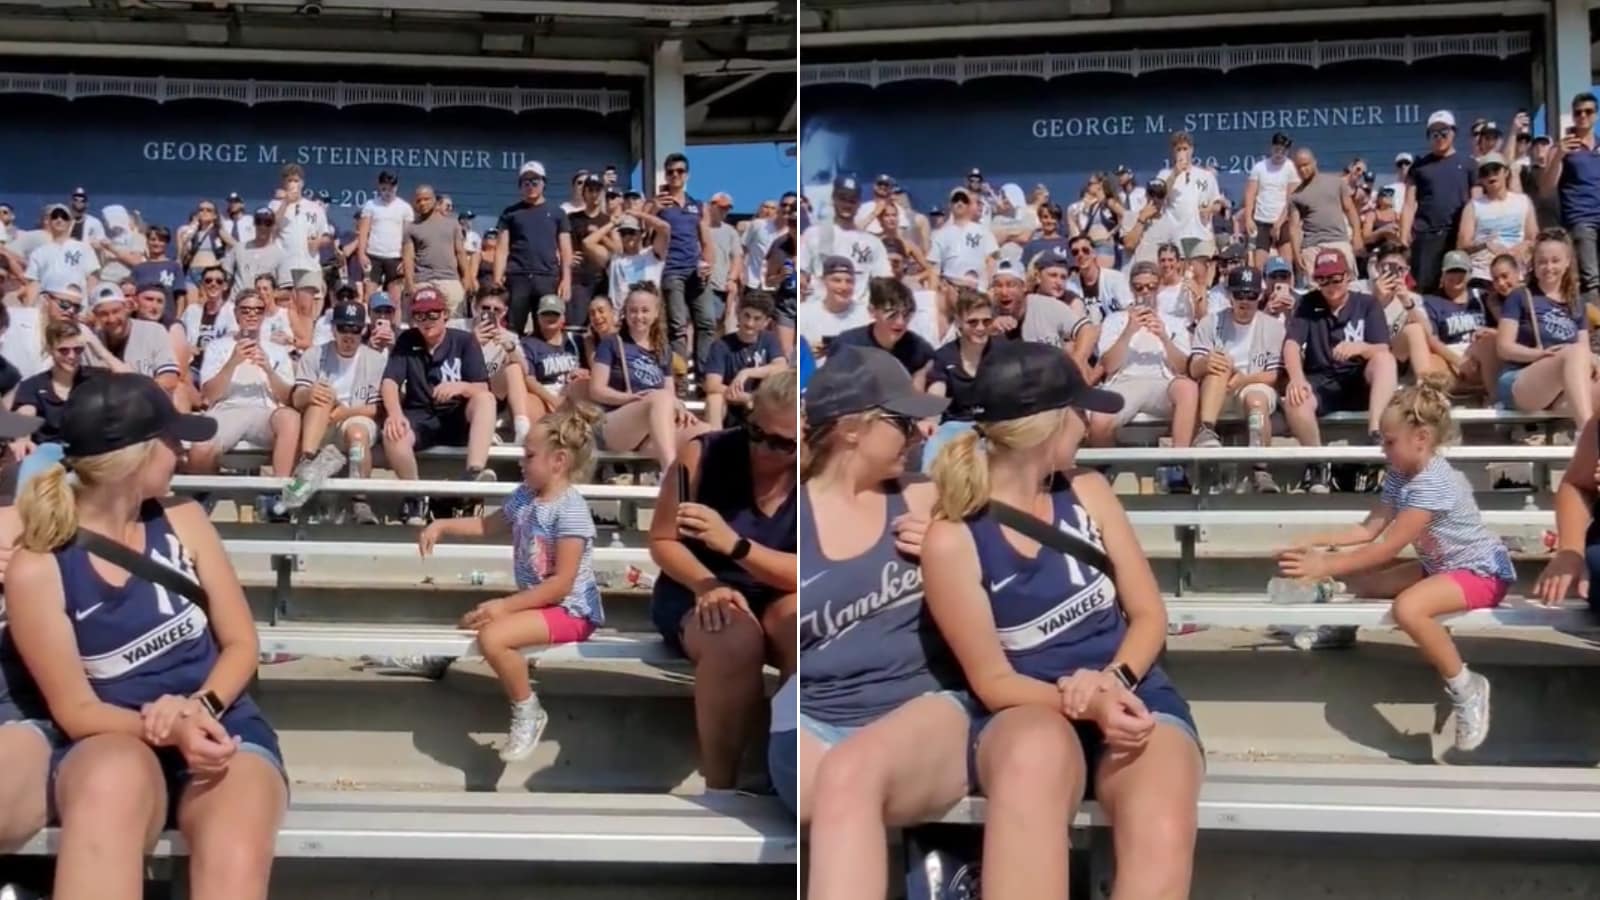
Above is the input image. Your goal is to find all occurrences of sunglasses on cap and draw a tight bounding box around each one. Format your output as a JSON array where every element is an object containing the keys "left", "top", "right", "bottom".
[{"left": 744, "top": 420, "right": 796, "bottom": 454}]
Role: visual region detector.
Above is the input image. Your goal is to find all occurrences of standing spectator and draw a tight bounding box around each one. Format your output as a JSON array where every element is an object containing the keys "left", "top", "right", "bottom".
[
  {"left": 520, "top": 294, "right": 589, "bottom": 417},
  {"left": 1495, "top": 229, "right": 1595, "bottom": 428},
  {"left": 221, "top": 191, "right": 254, "bottom": 245},
  {"left": 1245, "top": 132, "right": 1297, "bottom": 268},
  {"left": 1121, "top": 178, "right": 1182, "bottom": 265},
  {"left": 769, "top": 201, "right": 799, "bottom": 356},
  {"left": 292, "top": 299, "right": 385, "bottom": 524},
  {"left": 703, "top": 293, "right": 786, "bottom": 429},
  {"left": 707, "top": 193, "right": 742, "bottom": 330},
  {"left": 1403, "top": 111, "right": 1477, "bottom": 292},
  {"left": 1189, "top": 266, "right": 1286, "bottom": 492},
  {"left": 1542, "top": 93, "right": 1600, "bottom": 304},
  {"left": 380, "top": 288, "right": 499, "bottom": 526},
  {"left": 64, "top": 188, "right": 105, "bottom": 245},
  {"left": 587, "top": 284, "right": 709, "bottom": 469},
  {"left": 1282, "top": 250, "right": 1400, "bottom": 493},
  {"left": 1386, "top": 154, "right": 1413, "bottom": 212},
  {"left": 830, "top": 278, "right": 936, "bottom": 386},
  {"left": 656, "top": 152, "right": 717, "bottom": 368},
  {"left": 22, "top": 205, "right": 98, "bottom": 307},
  {"left": 1156, "top": 131, "right": 1221, "bottom": 252},
  {"left": 177, "top": 200, "right": 228, "bottom": 283},
  {"left": 928, "top": 189, "right": 998, "bottom": 289},
  {"left": 404, "top": 185, "right": 469, "bottom": 318},
  {"left": 801, "top": 177, "right": 890, "bottom": 312},
  {"left": 1288, "top": 148, "right": 1364, "bottom": 282},
  {"left": 493, "top": 161, "right": 572, "bottom": 336},
  {"left": 586, "top": 211, "right": 670, "bottom": 307},
  {"left": 271, "top": 164, "right": 330, "bottom": 287},
  {"left": 1458, "top": 153, "right": 1535, "bottom": 282},
  {"left": 742, "top": 192, "right": 791, "bottom": 294},
  {"left": 1524, "top": 136, "right": 1562, "bottom": 230},
  {"left": 566, "top": 174, "right": 610, "bottom": 315},
  {"left": 357, "top": 171, "right": 414, "bottom": 300},
  {"left": 128, "top": 225, "right": 189, "bottom": 320},
  {"left": 221, "top": 210, "right": 285, "bottom": 307},
  {"left": 189, "top": 292, "right": 302, "bottom": 479}
]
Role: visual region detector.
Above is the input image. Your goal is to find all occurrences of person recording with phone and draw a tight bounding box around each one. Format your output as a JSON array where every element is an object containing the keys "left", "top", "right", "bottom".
[
  {"left": 1121, "top": 177, "right": 1183, "bottom": 265},
  {"left": 1538, "top": 92, "right": 1600, "bottom": 305},
  {"left": 186, "top": 294, "right": 302, "bottom": 482}
]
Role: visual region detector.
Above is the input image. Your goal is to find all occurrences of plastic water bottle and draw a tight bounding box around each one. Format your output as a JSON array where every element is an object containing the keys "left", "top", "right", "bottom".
[
  {"left": 1267, "top": 577, "right": 1342, "bottom": 605},
  {"left": 458, "top": 571, "right": 487, "bottom": 586},
  {"left": 1247, "top": 409, "right": 1265, "bottom": 448},
  {"left": 273, "top": 445, "right": 347, "bottom": 515},
  {"left": 347, "top": 442, "right": 366, "bottom": 477},
  {"left": 609, "top": 532, "right": 626, "bottom": 549}
]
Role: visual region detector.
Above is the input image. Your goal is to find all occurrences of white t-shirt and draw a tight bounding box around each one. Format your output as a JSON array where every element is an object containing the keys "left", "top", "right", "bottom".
[
  {"left": 199, "top": 334, "right": 295, "bottom": 410},
  {"left": 0, "top": 307, "right": 49, "bottom": 378},
  {"left": 928, "top": 221, "right": 999, "bottom": 289},
  {"left": 25, "top": 239, "right": 100, "bottom": 288},
  {"left": 799, "top": 222, "right": 890, "bottom": 307},
  {"left": 1067, "top": 267, "right": 1134, "bottom": 319},
  {"left": 1155, "top": 165, "right": 1221, "bottom": 241},
  {"left": 609, "top": 251, "right": 665, "bottom": 305},
  {"left": 221, "top": 215, "right": 257, "bottom": 245},
  {"left": 1248, "top": 158, "right": 1296, "bottom": 224},
  {"left": 908, "top": 289, "right": 943, "bottom": 348},
  {"left": 326, "top": 351, "right": 360, "bottom": 405},
  {"left": 270, "top": 198, "right": 330, "bottom": 271},
  {"left": 1154, "top": 283, "right": 1200, "bottom": 320},
  {"left": 1096, "top": 309, "right": 1190, "bottom": 381},
  {"left": 360, "top": 196, "right": 416, "bottom": 259},
  {"left": 799, "top": 300, "right": 870, "bottom": 351},
  {"left": 742, "top": 219, "right": 785, "bottom": 289},
  {"left": 463, "top": 229, "right": 482, "bottom": 255}
]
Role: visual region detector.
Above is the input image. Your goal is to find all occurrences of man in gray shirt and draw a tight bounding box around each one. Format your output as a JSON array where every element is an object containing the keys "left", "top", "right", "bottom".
[
  {"left": 707, "top": 192, "right": 743, "bottom": 330},
  {"left": 86, "top": 284, "right": 187, "bottom": 407},
  {"left": 1288, "top": 148, "right": 1364, "bottom": 283},
  {"left": 403, "top": 184, "right": 468, "bottom": 317},
  {"left": 989, "top": 257, "right": 1098, "bottom": 380}
]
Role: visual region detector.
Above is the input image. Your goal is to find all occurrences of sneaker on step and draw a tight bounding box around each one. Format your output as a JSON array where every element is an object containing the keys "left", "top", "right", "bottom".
[
  {"left": 364, "top": 655, "right": 452, "bottom": 679},
  {"left": 471, "top": 468, "right": 498, "bottom": 483},
  {"left": 401, "top": 497, "right": 430, "bottom": 527},
  {"left": 1194, "top": 425, "right": 1222, "bottom": 449},
  {"left": 1249, "top": 467, "right": 1281, "bottom": 494},
  {"left": 1298, "top": 462, "right": 1333, "bottom": 494},
  {"left": 500, "top": 701, "right": 550, "bottom": 761},
  {"left": 350, "top": 496, "right": 380, "bottom": 526},
  {"left": 1449, "top": 672, "right": 1491, "bottom": 753}
]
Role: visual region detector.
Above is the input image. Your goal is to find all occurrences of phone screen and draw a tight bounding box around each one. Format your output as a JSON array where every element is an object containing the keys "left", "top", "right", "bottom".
[{"left": 676, "top": 462, "right": 691, "bottom": 506}]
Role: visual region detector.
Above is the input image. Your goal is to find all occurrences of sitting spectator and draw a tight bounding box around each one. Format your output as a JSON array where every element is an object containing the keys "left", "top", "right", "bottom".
[
  {"left": 87, "top": 285, "right": 181, "bottom": 397},
  {"left": 1153, "top": 241, "right": 1207, "bottom": 320},
  {"left": 179, "top": 265, "right": 235, "bottom": 375},
  {"left": 11, "top": 319, "right": 124, "bottom": 491},
  {"left": 799, "top": 255, "right": 868, "bottom": 354},
  {"left": 582, "top": 295, "right": 619, "bottom": 362},
  {"left": 380, "top": 287, "right": 499, "bottom": 526},
  {"left": 1396, "top": 250, "right": 1500, "bottom": 397},
  {"left": 1090, "top": 267, "right": 1199, "bottom": 481},
  {"left": 1368, "top": 243, "right": 1419, "bottom": 352},
  {"left": 521, "top": 295, "right": 589, "bottom": 417},
  {"left": 830, "top": 278, "right": 935, "bottom": 386},
  {"left": 131, "top": 282, "right": 192, "bottom": 377},
  {"left": 366, "top": 292, "right": 398, "bottom": 354},
  {"left": 1189, "top": 266, "right": 1286, "bottom": 493},
  {"left": 587, "top": 284, "right": 710, "bottom": 468},
  {"left": 1065, "top": 234, "right": 1133, "bottom": 319},
  {"left": 1488, "top": 252, "right": 1524, "bottom": 310},
  {"left": 649, "top": 371, "right": 797, "bottom": 790},
  {"left": 1262, "top": 255, "right": 1298, "bottom": 317},
  {"left": 585, "top": 212, "right": 669, "bottom": 305},
  {"left": 1537, "top": 413, "right": 1600, "bottom": 610},
  {"left": 188, "top": 292, "right": 302, "bottom": 479},
  {"left": 1282, "top": 250, "right": 1399, "bottom": 493},
  {"left": 703, "top": 292, "right": 786, "bottom": 429},
  {"left": 923, "top": 286, "right": 1001, "bottom": 468},
  {"left": 2, "top": 272, "right": 85, "bottom": 379},
  {"left": 1495, "top": 228, "right": 1595, "bottom": 427},
  {"left": 990, "top": 256, "right": 1096, "bottom": 379},
  {"left": 0, "top": 411, "right": 52, "bottom": 862},
  {"left": 292, "top": 300, "right": 386, "bottom": 525},
  {"left": 419, "top": 406, "right": 605, "bottom": 761},
  {"left": 458, "top": 287, "right": 533, "bottom": 444}
]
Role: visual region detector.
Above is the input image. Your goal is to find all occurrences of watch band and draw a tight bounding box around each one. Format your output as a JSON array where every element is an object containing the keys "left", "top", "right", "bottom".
[
  {"left": 194, "top": 690, "right": 225, "bottom": 719},
  {"left": 729, "top": 537, "right": 752, "bottom": 561},
  {"left": 1110, "top": 663, "right": 1138, "bottom": 691}
]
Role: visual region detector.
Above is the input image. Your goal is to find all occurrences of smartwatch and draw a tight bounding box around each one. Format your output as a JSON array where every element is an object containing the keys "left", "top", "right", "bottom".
[
  {"left": 729, "top": 537, "right": 752, "bottom": 561},
  {"left": 1109, "top": 663, "right": 1138, "bottom": 691},
  {"left": 194, "top": 690, "right": 226, "bottom": 719}
]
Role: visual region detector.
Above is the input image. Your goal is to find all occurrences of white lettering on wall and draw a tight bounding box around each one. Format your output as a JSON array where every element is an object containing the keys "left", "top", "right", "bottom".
[{"left": 1034, "top": 104, "right": 1394, "bottom": 140}]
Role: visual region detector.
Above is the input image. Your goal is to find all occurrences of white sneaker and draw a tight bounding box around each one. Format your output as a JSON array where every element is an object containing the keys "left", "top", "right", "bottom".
[
  {"left": 1450, "top": 673, "right": 1491, "bottom": 753},
  {"left": 500, "top": 700, "right": 549, "bottom": 761}
]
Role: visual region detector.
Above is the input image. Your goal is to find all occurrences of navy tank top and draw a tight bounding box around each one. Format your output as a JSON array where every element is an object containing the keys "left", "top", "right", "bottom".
[
  {"left": 965, "top": 476, "right": 1172, "bottom": 694},
  {"left": 672, "top": 428, "right": 797, "bottom": 602},
  {"left": 53, "top": 502, "right": 260, "bottom": 716},
  {"left": 799, "top": 482, "right": 960, "bottom": 728}
]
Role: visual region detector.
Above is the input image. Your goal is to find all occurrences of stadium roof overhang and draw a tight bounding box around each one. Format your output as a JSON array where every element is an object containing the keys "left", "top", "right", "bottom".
[{"left": 0, "top": 0, "right": 796, "bottom": 143}]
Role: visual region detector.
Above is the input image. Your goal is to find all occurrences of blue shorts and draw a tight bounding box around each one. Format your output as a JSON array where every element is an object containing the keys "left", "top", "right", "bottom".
[
  {"left": 768, "top": 728, "right": 797, "bottom": 815},
  {"left": 800, "top": 690, "right": 979, "bottom": 750},
  {"left": 47, "top": 707, "right": 287, "bottom": 827},
  {"left": 1496, "top": 367, "right": 1521, "bottom": 409},
  {"left": 967, "top": 681, "right": 1201, "bottom": 800}
]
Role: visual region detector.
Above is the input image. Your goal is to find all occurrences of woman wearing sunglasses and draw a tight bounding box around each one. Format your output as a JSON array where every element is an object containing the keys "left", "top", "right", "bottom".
[{"left": 649, "top": 371, "right": 796, "bottom": 793}]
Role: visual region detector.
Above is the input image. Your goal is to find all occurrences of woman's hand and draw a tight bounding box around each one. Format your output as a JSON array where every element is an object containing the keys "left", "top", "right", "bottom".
[
  {"left": 1278, "top": 547, "right": 1329, "bottom": 580},
  {"left": 172, "top": 714, "right": 239, "bottom": 778},
  {"left": 1056, "top": 668, "right": 1118, "bottom": 719},
  {"left": 1534, "top": 549, "right": 1587, "bottom": 607},
  {"left": 673, "top": 401, "right": 695, "bottom": 429},
  {"left": 677, "top": 502, "right": 738, "bottom": 556},
  {"left": 1090, "top": 686, "right": 1156, "bottom": 752},
  {"left": 461, "top": 598, "right": 511, "bottom": 630},
  {"left": 891, "top": 511, "right": 931, "bottom": 558},
  {"left": 418, "top": 521, "right": 445, "bottom": 558},
  {"left": 140, "top": 694, "right": 203, "bottom": 746},
  {"left": 8, "top": 437, "right": 34, "bottom": 460},
  {"left": 694, "top": 583, "right": 751, "bottom": 633}
]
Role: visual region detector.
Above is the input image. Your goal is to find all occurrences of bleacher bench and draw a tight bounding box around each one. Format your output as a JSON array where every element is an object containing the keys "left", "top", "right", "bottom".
[{"left": 16, "top": 790, "right": 796, "bottom": 865}]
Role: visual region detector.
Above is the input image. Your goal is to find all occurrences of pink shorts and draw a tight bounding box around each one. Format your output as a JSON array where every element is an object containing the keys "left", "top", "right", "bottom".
[
  {"left": 538, "top": 606, "right": 598, "bottom": 644},
  {"left": 1444, "top": 571, "right": 1511, "bottom": 610}
]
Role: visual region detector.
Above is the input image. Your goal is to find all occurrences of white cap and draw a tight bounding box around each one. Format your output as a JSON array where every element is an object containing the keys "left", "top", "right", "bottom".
[
  {"left": 39, "top": 271, "right": 85, "bottom": 302},
  {"left": 1427, "top": 110, "right": 1456, "bottom": 129},
  {"left": 1394, "top": 152, "right": 1414, "bottom": 165},
  {"left": 992, "top": 258, "right": 1025, "bottom": 283},
  {"left": 91, "top": 283, "right": 125, "bottom": 308},
  {"left": 518, "top": 160, "right": 546, "bottom": 179}
]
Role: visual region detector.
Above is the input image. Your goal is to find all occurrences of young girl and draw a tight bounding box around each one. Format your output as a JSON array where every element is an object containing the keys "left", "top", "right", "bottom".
[
  {"left": 1277, "top": 376, "right": 1514, "bottom": 753},
  {"left": 418, "top": 407, "right": 606, "bottom": 761}
]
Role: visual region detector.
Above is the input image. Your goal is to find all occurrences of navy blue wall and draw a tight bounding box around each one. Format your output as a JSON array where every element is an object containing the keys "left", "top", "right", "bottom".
[
  {"left": 0, "top": 96, "right": 632, "bottom": 232},
  {"left": 801, "top": 57, "right": 1532, "bottom": 214}
]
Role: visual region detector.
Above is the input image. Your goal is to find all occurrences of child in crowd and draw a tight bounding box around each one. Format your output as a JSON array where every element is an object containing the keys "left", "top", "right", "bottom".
[
  {"left": 1277, "top": 376, "right": 1514, "bottom": 753},
  {"left": 418, "top": 406, "right": 606, "bottom": 760}
]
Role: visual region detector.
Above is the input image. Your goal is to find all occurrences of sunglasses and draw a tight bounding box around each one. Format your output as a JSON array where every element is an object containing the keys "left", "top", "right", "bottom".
[
  {"left": 745, "top": 421, "right": 796, "bottom": 454},
  {"left": 52, "top": 297, "right": 78, "bottom": 311},
  {"left": 47, "top": 212, "right": 70, "bottom": 221},
  {"left": 1231, "top": 292, "right": 1261, "bottom": 303},
  {"left": 519, "top": 177, "right": 544, "bottom": 186},
  {"left": 1427, "top": 129, "right": 1451, "bottom": 139},
  {"left": 414, "top": 311, "right": 445, "bottom": 322},
  {"left": 963, "top": 316, "right": 994, "bottom": 328},
  {"left": 1577, "top": 108, "right": 1598, "bottom": 118},
  {"left": 1132, "top": 282, "right": 1159, "bottom": 292},
  {"left": 1314, "top": 274, "right": 1347, "bottom": 286},
  {"left": 665, "top": 167, "right": 688, "bottom": 175},
  {"left": 54, "top": 345, "right": 85, "bottom": 357},
  {"left": 880, "top": 413, "right": 919, "bottom": 438},
  {"left": 1070, "top": 245, "right": 1094, "bottom": 257},
  {"left": 235, "top": 305, "right": 266, "bottom": 315},
  {"left": 202, "top": 277, "right": 226, "bottom": 285},
  {"left": 334, "top": 324, "right": 364, "bottom": 335}
]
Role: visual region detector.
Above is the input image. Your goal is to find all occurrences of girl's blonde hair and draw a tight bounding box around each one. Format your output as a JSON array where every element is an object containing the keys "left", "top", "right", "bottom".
[
  {"left": 18, "top": 442, "right": 155, "bottom": 553},
  {"left": 1382, "top": 372, "right": 1458, "bottom": 446},
  {"left": 531, "top": 405, "right": 603, "bottom": 481},
  {"left": 929, "top": 409, "right": 1066, "bottom": 521},
  {"left": 752, "top": 369, "right": 797, "bottom": 419}
]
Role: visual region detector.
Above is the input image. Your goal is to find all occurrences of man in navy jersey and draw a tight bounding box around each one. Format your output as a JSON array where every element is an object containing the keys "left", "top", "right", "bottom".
[
  {"left": 702, "top": 293, "right": 786, "bottom": 429},
  {"left": 1402, "top": 110, "right": 1477, "bottom": 293},
  {"left": 493, "top": 161, "right": 573, "bottom": 336},
  {"left": 1541, "top": 92, "right": 1600, "bottom": 303},
  {"left": 829, "top": 278, "right": 937, "bottom": 389},
  {"left": 379, "top": 287, "right": 496, "bottom": 525},
  {"left": 656, "top": 152, "right": 718, "bottom": 370}
]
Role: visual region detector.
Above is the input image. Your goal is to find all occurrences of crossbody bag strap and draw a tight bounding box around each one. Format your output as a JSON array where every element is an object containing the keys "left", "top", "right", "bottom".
[
  {"left": 73, "top": 529, "right": 209, "bottom": 611},
  {"left": 985, "top": 500, "right": 1114, "bottom": 578}
]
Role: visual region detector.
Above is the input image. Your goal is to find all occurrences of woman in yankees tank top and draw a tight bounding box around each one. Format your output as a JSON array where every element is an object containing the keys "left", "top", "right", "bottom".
[
  {"left": 800, "top": 345, "right": 1081, "bottom": 900},
  {"left": 6, "top": 373, "right": 285, "bottom": 900},
  {"left": 922, "top": 341, "right": 1203, "bottom": 900}
]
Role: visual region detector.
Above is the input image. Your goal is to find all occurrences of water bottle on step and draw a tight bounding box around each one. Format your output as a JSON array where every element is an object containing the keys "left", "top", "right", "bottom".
[{"left": 274, "top": 445, "right": 348, "bottom": 515}]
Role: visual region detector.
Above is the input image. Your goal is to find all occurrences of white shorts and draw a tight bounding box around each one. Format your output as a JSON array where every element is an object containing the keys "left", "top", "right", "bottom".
[
  {"left": 1108, "top": 376, "right": 1177, "bottom": 428},
  {"left": 1225, "top": 382, "right": 1279, "bottom": 416},
  {"left": 207, "top": 404, "right": 281, "bottom": 452}
]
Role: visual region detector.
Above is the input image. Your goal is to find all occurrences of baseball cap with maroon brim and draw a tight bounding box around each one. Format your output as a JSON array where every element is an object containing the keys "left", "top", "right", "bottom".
[
  {"left": 411, "top": 287, "right": 447, "bottom": 315},
  {"left": 1312, "top": 250, "right": 1350, "bottom": 279}
]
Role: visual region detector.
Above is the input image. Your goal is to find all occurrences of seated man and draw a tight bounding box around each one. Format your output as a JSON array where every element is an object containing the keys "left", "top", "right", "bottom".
[
  {"left": 1092, "top": 264, "right": 1200, "bottom": 491},
  {"left": 455, "top": 286, "right": 532, "bottom": 444},
  {"left": 1065, "top": 234, "right": 1133, "bottom": 321},
  {"left": 989, "top": 256, "right": 1097, "bottom": 380},
  {"left": 1, "top": 271, "right": 86, "bottom": 378},
  {"left": 379, "top": 287, "right": 497, "bottom": 526},
  {"left": 87, "top": 284, "right": 183, "bottom": 405},
  {"left": 292, "top": 299, "right": 387, "bottom": 524},
  {"left": 703, "top": 292, "right": 787, "bottom": 429},
  {"left": 1189, "top": 265, "right": 1287, "bottom": 492},
  {"left": 830, "top": 277, "right": 935, "bottom": 385},
  {"left": 189, "top": 291, "right": 303, "bottom": 479},
  {"left": 1281, "top": 250, "right": 1399, "bottom": 493}
]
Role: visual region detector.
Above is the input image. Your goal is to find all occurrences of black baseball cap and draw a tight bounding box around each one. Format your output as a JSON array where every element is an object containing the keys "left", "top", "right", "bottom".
[
  {"left": 332, "top": 301, "right": 366, "bottom": 328},
  {"left": 1227, "top": 266, "right": 1263, "bottom": 296},
  {"left": 832, "top": 176, "right": 862, "bottom": 200},
  {"left": 61, "top": 373, "right": 215, "bottom": 457},
  {"left": 970, "top": 341, "right": 1122, "bottom": 422},
  {"left": 805, "top": 345, "right": 947, "bottom": 424},
  {"left": 821, "top": 255, "right": 854, "bottom": 277}
]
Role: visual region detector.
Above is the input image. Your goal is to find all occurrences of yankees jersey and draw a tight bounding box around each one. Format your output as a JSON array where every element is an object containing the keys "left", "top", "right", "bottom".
[{"left": 800, "top": 222, "right": 890, "bottom": 307}]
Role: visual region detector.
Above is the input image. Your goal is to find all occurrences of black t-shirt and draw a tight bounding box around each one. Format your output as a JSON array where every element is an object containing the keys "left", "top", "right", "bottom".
[
  {"left": 767, "top": 234, "right": 796, "bottom": 303},
  {"left": 131, "top": 259, "right": 188, "bottom": 322},
  {"left": 12, "top": 369, "right": 90, "bottom": 443},
  {"left": 567, "top": 209, "right": 610, "bottom": 286},
  {"left": 831, "top": 325, "right": 936, "bottom": 376},
  {"left": 928, "top": 337, "right": 1002, "bottom": 422},
  {"left": 496, "top": 200, "right": 570, "bottom": 278},
  {"left": 382, "top": 327, "right": 488, "bottom": 412},
  {"left": 1287, "top": 290, "right": 1389, "bottom": 378},
  {"left": 1407, "top": 151, "right": 1476, "bottom": 234}
]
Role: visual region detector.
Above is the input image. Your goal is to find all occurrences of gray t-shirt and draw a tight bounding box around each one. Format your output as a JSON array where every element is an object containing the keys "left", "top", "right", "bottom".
[
  {"left": 405, "top": 212, "right": 461, "bottom": 285},
  {"left": 1290, "top": 172, "right": 1351, "bottom": 247},
  {"left": 223, "top": 242, "right": 289, "bottom": 300},
  {"left": 709, "top": 222, "right": 739, "bottom": 291},
  {"left": 1010, "top": 294, "right": 1089, "bottom": 348},
  {"left": 104, "top": 319, "right": 179, "bottom": 379},
  {"left": 293, "top": 342, "right": 386, "bottom": 407},
  {"left": 1190, "top": 309, "right": 1287, "bottom": 375}
]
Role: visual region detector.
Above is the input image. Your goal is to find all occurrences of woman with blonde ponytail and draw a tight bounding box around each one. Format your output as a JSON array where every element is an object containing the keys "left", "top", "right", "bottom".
[
  {"left": 921, "top": 341, "right": 1202, "bottom": 900},
  {"left": 6, "top": 373, "right": 285, "bottom": 900}
]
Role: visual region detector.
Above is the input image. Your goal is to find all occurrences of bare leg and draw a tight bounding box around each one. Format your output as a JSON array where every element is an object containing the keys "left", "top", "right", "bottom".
[
  {"left": 496, "top": 363, "right": 532, "bottom": 436},
  {"left": 1282, "top": 389, "right": 1322, "bottom": 447},
  {"left": 465, "top": 391, "right": 498, "bottom": 470},
  {"left": 1095, "top": 724, "right": 1205, "bottom": 900},
  {"left": 268, "top": 408, "right": 302, "bottom": 477},
  {"left": 299, "top": 402, "right": 332, "bottom": 458},
  {"left": 51, "top": 734, "right": 167, "bottom": 900},
  {"left": 1345, "top": 560, "right": 1426, "bottom": 600},
  {"left": 177, "top": 753, "right": 288, "bottom": 900},
  {"left": 797, "top": 727, "right": 827, "bottom": 824},
  {"left": 1197, "top": 372, "right": 1230, "bottom": 428},
  {"left": 760, "top": 592, "right": 797, "bottom": 679},
  {"left": 1391, "top": 573, "right": 1474, "bottom": 679},
  {"left": 476, "top": 611, "right": 553, "bottom": 703},
  {"left": 0, "top": 724, "right": 50, "bottom": 853},
  {"left": 1166, "top": 377, "right": 1199, "bottom": 447},
  {"left": 382, "top": 426, "right": 420, "bottom": 481},
  {"left": 1363, "top": 350, "right": 1399, "bottom": 434},
  {"left": 680, "top": 607, "right": 767, "bottom": 789},
  {"left": 974, "top": 706, "right": 1086, "bottom": 900},
  {"left": 1510, "top": 352, "right": 1571, "bottom": 416}
]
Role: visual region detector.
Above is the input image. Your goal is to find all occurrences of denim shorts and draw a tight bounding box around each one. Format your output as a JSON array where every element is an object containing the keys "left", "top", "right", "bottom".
[
  {"left": 1496, "top": 366, "right": 1521, "bottom": 409},
  {"left": 768, "top": 728, "right": 797, "bottom": 815},
  {"left": 800, "top": 689, "right": 979, "bottom": 750}
]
